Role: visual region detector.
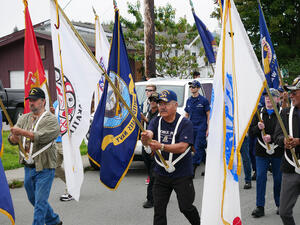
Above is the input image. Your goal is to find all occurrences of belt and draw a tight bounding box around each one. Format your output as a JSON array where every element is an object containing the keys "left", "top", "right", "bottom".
[{"left": 23, "top": 162, "right": 35, "bottom": 168}]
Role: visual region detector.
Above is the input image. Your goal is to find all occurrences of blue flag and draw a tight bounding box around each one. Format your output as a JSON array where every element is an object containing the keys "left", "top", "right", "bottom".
[
  {"left": 193, "top": 12, "right": 217, "bottom": 64},
  {"left": 88, "top": 9, "right": 140, "bottom": 190},
  {"left": 259, "top": 2, "right": 280, "bottom": 89},
  {"left": 0, "top": 113, "right": 15, "bottom": 225}
]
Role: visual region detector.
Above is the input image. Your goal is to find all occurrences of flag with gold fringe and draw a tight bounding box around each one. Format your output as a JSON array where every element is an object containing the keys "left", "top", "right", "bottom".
[
  {"left": 201, "top": 0, "right": 266, "bottom": 224},
  {"left": 0, "top": 112, "right": 15, "bottom": 225},
  {"left": 88, "top": 8, "right": 140, "bottom": 190}
]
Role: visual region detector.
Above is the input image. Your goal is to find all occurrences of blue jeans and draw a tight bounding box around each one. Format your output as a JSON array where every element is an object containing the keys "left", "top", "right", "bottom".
[
  {"left": 256, "top": 156, "right": 282, "bottom": 207},
  {"left": 192, "top": 129, "right": 207, "bottom": 165},
  {"left": 240, "top": 136, "right": 252, "bottom": 183},
  {"left": 249, "top": 137, "right": 257, "bottom": 171},
  {"left": 24, "top": 167, "right": 60, "bottom": 225}
]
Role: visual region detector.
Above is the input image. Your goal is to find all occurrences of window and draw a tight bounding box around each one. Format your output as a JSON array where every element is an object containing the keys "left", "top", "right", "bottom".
[
  {"left": 38, "top": 45, "right": 46, "bottom": 59},
  {"left": 10, "top": 70, "right": 49, "bottom": 88}
]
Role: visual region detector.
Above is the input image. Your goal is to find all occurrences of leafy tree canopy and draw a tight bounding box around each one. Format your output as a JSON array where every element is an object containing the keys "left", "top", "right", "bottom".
[
  {"left": 212, "top": 0, "right": 300, "bottom": 83},
  {"left": 119, "top": 1, "right": 207, "bottom": 78}
]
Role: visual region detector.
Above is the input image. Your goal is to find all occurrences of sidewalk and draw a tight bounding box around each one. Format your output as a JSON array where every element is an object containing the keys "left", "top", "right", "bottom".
[{"left": 4, "top": 155, "right": 90, "bottom": 184}]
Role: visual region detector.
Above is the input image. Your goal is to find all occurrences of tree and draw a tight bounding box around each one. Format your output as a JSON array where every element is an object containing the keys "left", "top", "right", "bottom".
[
  {"left": 121, "top": 1, "right": 201, "bottom": 78},
  {"left": 144, "top": 0, "right": 156, "bottom": 79},
  {"left": 212, "top": 0, "right": 300, "bottom": 81}
]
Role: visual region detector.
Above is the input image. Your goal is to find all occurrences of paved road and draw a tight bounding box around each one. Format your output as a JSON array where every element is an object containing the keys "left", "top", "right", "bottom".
[{"left": 1, "top": 162, "right": 299, "bottom": 225}]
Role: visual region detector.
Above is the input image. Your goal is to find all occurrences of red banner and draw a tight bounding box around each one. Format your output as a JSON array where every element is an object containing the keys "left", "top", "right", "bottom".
[{"left": 24, "top": 3, "right": 46, "bottom": 113}]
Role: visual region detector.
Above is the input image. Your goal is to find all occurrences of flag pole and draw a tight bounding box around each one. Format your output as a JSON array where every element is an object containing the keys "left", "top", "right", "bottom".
[
  {"left": 0, "top": 99, "right": 27, "bottom": 157},
  {"left": 54, "top": 0, "right": 169, "bottom": 168}
]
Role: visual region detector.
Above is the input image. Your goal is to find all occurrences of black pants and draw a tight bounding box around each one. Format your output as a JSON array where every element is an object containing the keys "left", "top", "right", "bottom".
[
  {"left": 153, "top": 175, "right": 200, "bottom": 225},
  {"left": 142, "top": 148, "right": 155, "bottom": 202}
]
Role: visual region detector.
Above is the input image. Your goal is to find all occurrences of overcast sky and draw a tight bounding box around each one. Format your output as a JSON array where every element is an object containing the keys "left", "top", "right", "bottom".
[{"left": 0, "top": 0, "right": 220, "bottom": 38}]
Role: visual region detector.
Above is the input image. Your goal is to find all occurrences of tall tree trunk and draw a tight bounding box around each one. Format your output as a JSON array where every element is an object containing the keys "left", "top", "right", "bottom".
[{"left": 144, "top": 0, "right": 156, "bottom": 79}]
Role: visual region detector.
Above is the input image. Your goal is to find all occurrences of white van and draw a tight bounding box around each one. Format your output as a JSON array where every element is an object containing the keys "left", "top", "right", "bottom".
[{"left": 134, "top": 77, "right": 213, "bottom": 159}]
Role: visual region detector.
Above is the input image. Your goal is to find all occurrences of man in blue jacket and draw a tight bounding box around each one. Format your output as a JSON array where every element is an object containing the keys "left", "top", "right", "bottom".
[{"left": 185, "top": 80, "right": 210, "bottom": 176}]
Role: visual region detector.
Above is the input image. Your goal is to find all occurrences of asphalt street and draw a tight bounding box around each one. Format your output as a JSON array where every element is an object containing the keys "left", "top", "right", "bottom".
[{"left": 1, "top": 162, "right": 299, "bottom": 225}]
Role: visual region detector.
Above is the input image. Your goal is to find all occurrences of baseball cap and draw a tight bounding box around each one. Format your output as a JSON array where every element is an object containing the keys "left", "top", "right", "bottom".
[
  {"left": 284, "top": 76, "right": 300, "bottom": 91},
  {"left": 148, "top": 92, "right": 159, "bottom": 102},
  {"left": 158, "top": 90, "right": 177, "bottom": 103},
  {"left": 262, "top": 88, "right": 280, "bottom": 98},
  {"left": 188, "top": 80, "right": 201, "bottom": 88},
  {"left": 25, "top": 87, "right": 46, "bottom": 100}
]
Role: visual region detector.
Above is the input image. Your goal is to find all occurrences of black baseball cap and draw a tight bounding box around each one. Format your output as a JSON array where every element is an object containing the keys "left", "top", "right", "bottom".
[{"left": 25, "top": 87, "right": 45, "bottom": 100}]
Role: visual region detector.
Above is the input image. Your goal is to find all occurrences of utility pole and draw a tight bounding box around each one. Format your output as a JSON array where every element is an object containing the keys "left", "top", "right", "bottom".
[{"left": 144, "top": 0, "right": 156, "bottom": 79}]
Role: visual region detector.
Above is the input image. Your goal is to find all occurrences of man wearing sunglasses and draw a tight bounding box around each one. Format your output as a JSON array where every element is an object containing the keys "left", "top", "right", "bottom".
[
  {"left": 140, "top": 92, "right": 159, "bottom": 209},
  {"left": 185, "top": 80, "right": 210, "bottom": 177},
  {"left": 275, "top": 76, "right": 300, "bottom": 225},
  {"left": 142, "top": 84, "right": 157, "bottom": 114}
]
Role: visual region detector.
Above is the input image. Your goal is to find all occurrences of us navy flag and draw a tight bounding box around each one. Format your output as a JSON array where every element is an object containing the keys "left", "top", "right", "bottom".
[
  {"left": 88, "top": 8, "right": 140, "bottom": 189},
  {"left": 259, "top": 2, "right": 280, "bottom": 89},
  {"left": 193, "top": 12, "right": 217, "bottom": 64}
]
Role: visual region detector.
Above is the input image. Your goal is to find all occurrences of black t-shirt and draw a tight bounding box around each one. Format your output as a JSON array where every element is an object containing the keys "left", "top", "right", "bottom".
[{"left": 148, "top": 113, "right": 194, "bottom": 177}]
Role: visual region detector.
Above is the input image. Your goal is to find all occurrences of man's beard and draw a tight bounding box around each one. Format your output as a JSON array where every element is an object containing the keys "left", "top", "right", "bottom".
[{"left": 30, "top": 104, "right": 42, "bottom": 114}]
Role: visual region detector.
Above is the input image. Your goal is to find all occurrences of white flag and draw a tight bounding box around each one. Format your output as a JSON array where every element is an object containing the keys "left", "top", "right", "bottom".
[
  {"left": 201, "top": 0, "right": 266, "bottom": 224},
  {"left": 50, "top": 0, "right": 102, "bottom": 201},
  {"left": 94, "top": 13, "right": 110, "bottom": 110}
]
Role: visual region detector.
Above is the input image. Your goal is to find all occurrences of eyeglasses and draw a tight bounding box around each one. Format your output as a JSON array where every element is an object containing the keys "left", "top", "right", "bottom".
[
  {"left": 189, "top": 86, "right": 196, "bottom": 89},
  {"left": 145, "top": 89, "right": 154, "bottom": 92},
  {"left": 158, "top": 101, "right": 174, "bottom": 107}
]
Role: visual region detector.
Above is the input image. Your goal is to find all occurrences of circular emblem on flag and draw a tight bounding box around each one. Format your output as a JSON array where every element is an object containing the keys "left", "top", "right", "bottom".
[
  {"left": 104, "top": 71, "right": 130, "bottom": 128},
  {"left": 261, "top": 37, "right": 272, "bottom": 64},
  {"left": 55, "top": 68, "right": 76, "bottom": 136}
]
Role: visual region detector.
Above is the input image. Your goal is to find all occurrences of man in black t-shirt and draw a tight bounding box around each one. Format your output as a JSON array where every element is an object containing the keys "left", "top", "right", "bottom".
[{"left": 141, "top": 90, "right": 200, "bottom": 225}]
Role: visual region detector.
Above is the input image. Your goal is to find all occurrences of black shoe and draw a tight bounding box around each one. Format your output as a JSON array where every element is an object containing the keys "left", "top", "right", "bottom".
[
  {"left": 251, "top": 207, "right": 265, "bottom": 218},
  {"left": 143, "top": 200, "right": 153, "bottom": 208},
  {"left": 276, "top": 207, "right": 279, "bottom": 215},
  {"left": 201, "top": 171, "right": 205, "bottom": 176},
  {"left": 243, "top": 182, "right": 252, "bottom": 189},
  {"left": 56, "top": 222, "right": 62, "bottom": 225},
  {"left": 251, "top": 171, "right": 256, "bottom": 181}
]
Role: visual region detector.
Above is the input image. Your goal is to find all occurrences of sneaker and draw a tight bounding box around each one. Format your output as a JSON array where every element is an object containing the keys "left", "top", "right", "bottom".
[
  {"left": 251, "top": 207, "right": 265, "bottom": 218},
  {"left": 60, "top": 194, "right": 74, "bottom": 202},
  {"left": 145, "top": 176, "right": 150, "bottom": 185},
  {"left": 142, "top": 200, "right": 154, "bottom": 208},
  {"left": 243, "top": 182, "right": 252, "bottom": 189},
  {"left": 251, "top": 171, "right": 256, "bottom": 181}
]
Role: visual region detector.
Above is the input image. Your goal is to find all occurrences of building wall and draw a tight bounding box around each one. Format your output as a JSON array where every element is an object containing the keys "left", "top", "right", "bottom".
[{"left": 0, "top": 37, "right": 57, "bottom": 101}]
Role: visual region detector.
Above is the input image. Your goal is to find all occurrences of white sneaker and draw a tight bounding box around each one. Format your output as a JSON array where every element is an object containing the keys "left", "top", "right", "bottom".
[{"left": 60, "top": 194, "right": 74, "bottom": 201}]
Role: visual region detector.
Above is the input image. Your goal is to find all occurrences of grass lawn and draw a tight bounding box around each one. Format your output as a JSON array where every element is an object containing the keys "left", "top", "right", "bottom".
[{"left": 1, "top": 131, "right": 88, "bottom": 171}]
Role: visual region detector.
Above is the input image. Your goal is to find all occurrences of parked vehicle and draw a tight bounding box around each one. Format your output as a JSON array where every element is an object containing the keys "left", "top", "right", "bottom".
[{"left": 0, "top": 80, "right": 24, "bottom": 124}]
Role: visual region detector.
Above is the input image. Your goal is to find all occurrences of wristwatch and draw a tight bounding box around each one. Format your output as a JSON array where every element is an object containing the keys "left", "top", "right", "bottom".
[{"left": 160, "top": 143, "right": 165, "bottom": 151}]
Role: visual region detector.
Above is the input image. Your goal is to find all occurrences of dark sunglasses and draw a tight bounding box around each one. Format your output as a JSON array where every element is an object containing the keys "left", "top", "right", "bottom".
[
  {"left": 145, "top": 89, "right": 154, "bottom": 92},
  {"left": 189, "top": 86, "right": 196, "bottom": 89}
]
